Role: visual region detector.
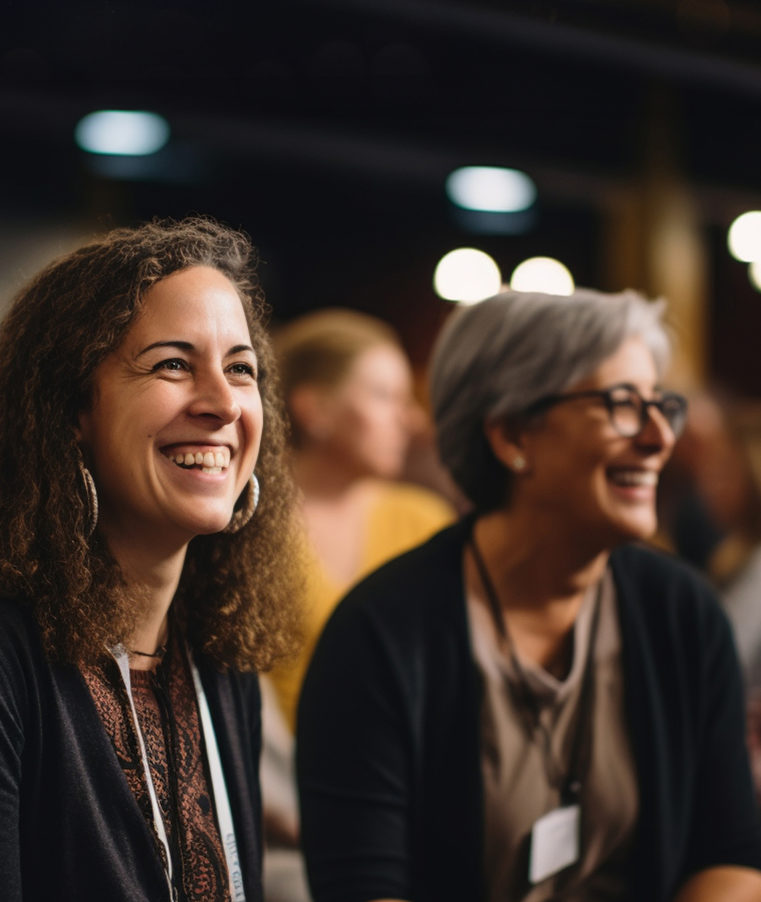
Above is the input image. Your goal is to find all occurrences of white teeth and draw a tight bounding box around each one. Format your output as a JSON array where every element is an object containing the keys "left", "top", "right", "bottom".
[
  {"left": 167, "top": 448, "right": 230, "bottom": 470},
  {"left": 610, "top": 470, "right": 657, "bottom": 487}
]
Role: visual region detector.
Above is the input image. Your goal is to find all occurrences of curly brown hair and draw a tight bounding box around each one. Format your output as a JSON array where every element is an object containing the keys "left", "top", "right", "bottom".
[{"left": 0, "top": 216, "right": 302, "bottom": 671}]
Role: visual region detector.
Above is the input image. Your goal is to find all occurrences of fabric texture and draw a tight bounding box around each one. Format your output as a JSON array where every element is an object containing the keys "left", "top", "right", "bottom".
[
  {"left": 0, "top": 596, "right": 264, "bottom": 902},
  {"left": 269, "top": 480, "right": 454, "bottom": 732},
  {"left": 471, "top": 567, "right": 638, "bottom": 900},
  {"left": 83, "top": 638, "right": 231, "bottom": 900},
  {"left": 297, "top": 517, "right": 761, "bottom": 902}
]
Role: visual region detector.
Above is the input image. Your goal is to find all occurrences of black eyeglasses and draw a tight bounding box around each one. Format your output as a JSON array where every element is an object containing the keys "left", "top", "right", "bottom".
[{"left": 523, "top": 383, "right": 688, "bottom": 439}]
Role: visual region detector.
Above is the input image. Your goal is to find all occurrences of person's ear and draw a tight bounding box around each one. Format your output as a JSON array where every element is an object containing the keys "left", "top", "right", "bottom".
[
  {"left": 484, "top": 418, "right": 531, "bottom": 475},
  {"left": 74, "top": 412, "right": 89, "bottom": 446}
]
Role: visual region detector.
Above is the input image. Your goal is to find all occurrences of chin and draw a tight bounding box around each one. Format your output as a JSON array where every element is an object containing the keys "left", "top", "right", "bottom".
[
  {"left": 614, "top": 516, "right": 658, "bottom": 545},
  {"left": 175, "top": 508, "right": 236, "bottom": 538}
]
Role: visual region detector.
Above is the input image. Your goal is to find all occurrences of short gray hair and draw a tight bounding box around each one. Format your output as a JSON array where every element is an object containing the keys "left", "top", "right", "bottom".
[{"left": 429, "top": 287, "right": 671, "bottom": 511}]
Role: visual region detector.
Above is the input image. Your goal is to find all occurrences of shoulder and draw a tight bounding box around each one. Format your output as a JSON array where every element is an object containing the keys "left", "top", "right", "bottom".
[
  {"left": 302, "top": 520, "right": 475, "bottom": 720},
  {"left": 611, "top": 542, "right": 721, "bottom": 608},
  {"left": 0, "top": 596, "right": 50, "bottom": 725},
  {"left": 369, "top": 480, "right": 455, "bottom": 531},
  {"left": 0, "top": 595, "right": 43, "bottom": 663},
  {"left": 610, "top": 542, "right": 735, "bottom": 656},
  {"left": 325, "top": 518, "right": 470, "bottom": 642}
]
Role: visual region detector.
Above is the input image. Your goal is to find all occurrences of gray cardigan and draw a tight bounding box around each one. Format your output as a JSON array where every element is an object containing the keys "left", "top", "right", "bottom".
[
  {"left": 298, "top": 518, "right": 761, "bottom": 902},
  {"left": 0, "top": 597, "right": 264, "bottom": 901}
]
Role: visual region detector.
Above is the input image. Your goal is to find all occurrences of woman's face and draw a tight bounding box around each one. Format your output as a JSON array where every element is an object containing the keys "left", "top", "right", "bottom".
[
  {"left": 316, "top": 343, "right": 415, "bottom": 479},
  {"left": 513, "top": 335, "right": 676, "bottom": 549},
  {"left": 77, "top": 265, "right": 263, "bottom": 551}
]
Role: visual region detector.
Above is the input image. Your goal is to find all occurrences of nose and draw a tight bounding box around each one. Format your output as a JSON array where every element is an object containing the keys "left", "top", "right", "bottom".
[
  {"left": 636, "top": 403, "right": 676, "bottom": 454},
  {"left": 188, "top": 367, "right": 241, "bottom": 424}
]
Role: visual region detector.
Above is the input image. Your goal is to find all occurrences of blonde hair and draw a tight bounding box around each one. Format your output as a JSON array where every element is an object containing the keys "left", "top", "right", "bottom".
[{"left": 274, "top": 308, "right": 402, "bottom": 445}]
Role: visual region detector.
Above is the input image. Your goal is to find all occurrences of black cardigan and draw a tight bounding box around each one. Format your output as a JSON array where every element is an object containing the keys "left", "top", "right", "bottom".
[
  {"left": 298, "top": 518, "right": 761, "bottom": 902},
  {"left": 0, "top": 597, "right": 264, "bottom": 901}
]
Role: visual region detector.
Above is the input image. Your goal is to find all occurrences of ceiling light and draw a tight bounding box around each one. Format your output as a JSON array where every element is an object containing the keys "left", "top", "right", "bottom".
[
  {"left": 446, "top": 166, "right": 536, "bottom": 213},
  {"left": 75, "top": 110, "right": 170, "bottom": 156},
  {"left": 509, "top": 257, "right": 574, "bottom": 295},
  {"left": 433, "top": 248, "right": 502, "bottom": 304}
]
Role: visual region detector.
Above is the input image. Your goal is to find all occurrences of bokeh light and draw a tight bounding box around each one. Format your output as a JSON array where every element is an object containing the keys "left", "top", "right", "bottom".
[
  {"left": 75, "top": 110, "right": 171, "bottom": 156},
  {"left": 749, "top": 260, "right": 761, "bottom": 293},
  {"left": 509, "top": 256, "right": 575, "bottom": 295},
  {"left": 433, "top": 248, "right": 502, "bottom": 304},
  {"left": 727, "top": 211, "right": 761, "bottom": 262},
  {"left": 445, "top": 166, "right": 537, "bottom": 213}
]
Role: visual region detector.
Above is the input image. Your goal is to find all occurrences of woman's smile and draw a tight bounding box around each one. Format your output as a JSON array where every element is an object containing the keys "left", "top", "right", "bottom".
[{"left": 161, "top": 444, "right": 232, "bottom": 474}]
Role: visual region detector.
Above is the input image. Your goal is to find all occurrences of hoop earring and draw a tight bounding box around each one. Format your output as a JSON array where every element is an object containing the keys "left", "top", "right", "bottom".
[
  {"left": 79, "top": 459, "right": 99, "bottom": 538},
  {"left": 224, "top": 473, "right": 260, "bottom": 534}
]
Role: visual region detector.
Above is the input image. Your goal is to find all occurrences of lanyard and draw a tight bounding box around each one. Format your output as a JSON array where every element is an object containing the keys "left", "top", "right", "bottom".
[
  {"left": 468, "top": 538, "right": 602, "bottom": 804},
  {"left": 111, "top": 645, "right": 246, "bottom": 902},
  {"left": 189, "top": 658, "right": 246, "bottom": 902},
  {"left": 113, "top": 648, "right": 177, "bottom": 901}
]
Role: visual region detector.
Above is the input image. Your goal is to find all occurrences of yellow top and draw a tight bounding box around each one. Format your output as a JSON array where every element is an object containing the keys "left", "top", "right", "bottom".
[{"left": 270, "top": 480, "right": 455, "bottom": 732}]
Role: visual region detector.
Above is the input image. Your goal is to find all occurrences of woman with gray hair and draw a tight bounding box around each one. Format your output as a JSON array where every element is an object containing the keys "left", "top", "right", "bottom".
[{"left": 298, "top": 288, "right": 761, "bottom": 902}]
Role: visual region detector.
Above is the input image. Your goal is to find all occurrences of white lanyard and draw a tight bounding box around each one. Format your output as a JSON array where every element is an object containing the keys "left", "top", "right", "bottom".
[
  {"left": 189, "top": 657, "right": 246, "bottom": 901},
  {"left": 111, "top": 646, "right": 246, "bottom": 902},
  {"left": 113, "top": 648, "right": 176, "bottom": 901}
]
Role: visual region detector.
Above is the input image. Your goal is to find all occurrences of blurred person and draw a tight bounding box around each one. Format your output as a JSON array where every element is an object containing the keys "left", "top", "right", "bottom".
[
  {"left": 0, "top": 217, "right": 302, "bottom": 901},
  {"left": 298, "top": 289, "right": 761, "bottom": 902},
  {"left": 260, "top": 308, "right": 454, "bottom": 901},
  {"left": 267, "top": 308, "right": 455, "bottom": 732},
  {"left": 667, "top": 392, "right": 761, "bottom": 800}
]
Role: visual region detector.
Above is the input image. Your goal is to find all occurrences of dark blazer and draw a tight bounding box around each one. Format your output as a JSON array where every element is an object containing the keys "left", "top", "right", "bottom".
[
  {"left": 0, "top": 597, "right": 263, "bottom": 901},
  {"left": 298, "top": 518, "right": 761, "bottom": 902}
]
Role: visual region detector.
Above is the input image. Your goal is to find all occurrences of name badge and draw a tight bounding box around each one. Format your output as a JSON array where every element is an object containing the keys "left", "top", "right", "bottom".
[{"left": 528, "top": 804, "right": 580, "bottom": 884}]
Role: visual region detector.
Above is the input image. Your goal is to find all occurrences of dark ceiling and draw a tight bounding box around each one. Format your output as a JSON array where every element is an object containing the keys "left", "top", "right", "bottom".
[{"left": 3, "top": 0, "right": 761, "bottom": 385}]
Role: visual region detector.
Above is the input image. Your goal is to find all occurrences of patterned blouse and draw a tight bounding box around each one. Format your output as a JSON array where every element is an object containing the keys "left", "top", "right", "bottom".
[{"left": 82, "top": 634, "right": 231, "bottom": 901}]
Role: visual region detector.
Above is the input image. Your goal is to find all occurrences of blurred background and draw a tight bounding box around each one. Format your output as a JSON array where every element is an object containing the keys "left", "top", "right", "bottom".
[
  {"left": 3, "top": 0, "right": 761, "bottom": 393},
  {"left": 11, "top": 0, "right": 761, "bottom": 811}
]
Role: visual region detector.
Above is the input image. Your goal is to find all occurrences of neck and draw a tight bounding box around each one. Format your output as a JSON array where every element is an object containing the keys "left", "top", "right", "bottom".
[
  {"left": 473, "top": 510, "right": 609, "bottom": 609},
  {"left": 470, "top": 512, "right": 607, "bottom": 675},
  {"left": 104, "top": 532, "right": 188, "bottom": 670}
]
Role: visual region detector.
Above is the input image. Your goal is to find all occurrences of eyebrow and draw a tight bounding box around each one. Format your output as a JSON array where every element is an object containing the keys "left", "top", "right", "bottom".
[{"left": 136, "top": 340, "right": 256, "bottom": 358}]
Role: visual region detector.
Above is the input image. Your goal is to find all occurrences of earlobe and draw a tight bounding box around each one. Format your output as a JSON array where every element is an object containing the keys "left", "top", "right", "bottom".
[
  {"left": 484, "top": 419, "right": 530, "bottom": 475},
  {"left": 74, "top": 410, "right": 89, "bottom": 445}
]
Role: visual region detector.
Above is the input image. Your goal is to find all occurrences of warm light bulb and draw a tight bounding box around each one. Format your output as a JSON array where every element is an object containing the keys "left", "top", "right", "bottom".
[
  {"left": 433, "top": 248, "right": 502, "bottom": 304},
  {"left": 728, "top": 211, "right": 761, "bottom": 263},
  {"left": 509, "top": 257, "right": 574, "bottom": 295}
]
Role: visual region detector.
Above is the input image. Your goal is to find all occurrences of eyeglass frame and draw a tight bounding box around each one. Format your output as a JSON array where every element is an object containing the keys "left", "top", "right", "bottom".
[{"left": 519, "top": 382, "right": 688, "bottom": 439}]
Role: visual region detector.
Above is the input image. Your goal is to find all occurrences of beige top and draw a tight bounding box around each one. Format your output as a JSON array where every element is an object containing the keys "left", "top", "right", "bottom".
[{"left": 467, "top": 567, "right": 639, "bottom": 901}]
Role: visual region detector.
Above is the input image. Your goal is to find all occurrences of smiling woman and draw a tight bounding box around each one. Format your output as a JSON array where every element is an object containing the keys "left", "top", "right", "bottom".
[
  {"left": 0, "top": 217, "right": 302, "bottom": 901},
  {"left": 77, "top": 266, "right": 265, "bottom": 551},
  {"left": 297, "top": 288, "right": 761, "bottom": 902}
]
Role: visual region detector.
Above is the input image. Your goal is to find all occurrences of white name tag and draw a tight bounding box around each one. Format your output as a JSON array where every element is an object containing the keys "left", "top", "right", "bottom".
[{"left": 528, "top": 804, "right": 580, "bottom": 884}]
